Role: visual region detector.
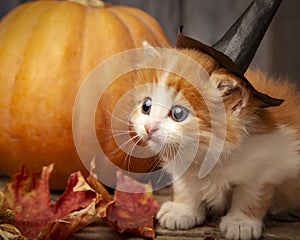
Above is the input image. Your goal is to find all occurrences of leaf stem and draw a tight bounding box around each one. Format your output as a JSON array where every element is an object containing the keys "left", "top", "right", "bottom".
[{"left": 67, "top": 0, "right": 105, "bottom": 8}]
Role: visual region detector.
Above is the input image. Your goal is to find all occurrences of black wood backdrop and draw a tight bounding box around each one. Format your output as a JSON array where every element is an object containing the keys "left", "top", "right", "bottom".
[{"left": 1, "top": 0, "right": 299, "bottom": 88}]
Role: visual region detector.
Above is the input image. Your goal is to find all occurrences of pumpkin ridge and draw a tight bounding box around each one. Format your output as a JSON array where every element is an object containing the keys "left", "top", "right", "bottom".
[
  {"left": 6, "top": 2, "right": 54, "bottom": 140},
  {"left": 105, "top": 8, "right": 136, "bottom": 48},
  {"left": 108, "top": 7, "right": 155, "bottom": 48},
  {"left": 75, "top": 6, "right": 103, "bottom": 81},
  {"left": 10, "top": 1, "right": 82, "bottom": 130},
  {"left": 116, "top": 6, "right": 169, "bottom": 47},
  {"left": 77, "top": 4, "right": 88, "bottom": 86}
]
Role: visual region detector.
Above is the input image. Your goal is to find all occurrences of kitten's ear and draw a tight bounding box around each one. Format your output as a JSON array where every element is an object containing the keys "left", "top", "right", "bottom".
[{"left": 211, "top": 69, "right": 249, "bottom": 115}]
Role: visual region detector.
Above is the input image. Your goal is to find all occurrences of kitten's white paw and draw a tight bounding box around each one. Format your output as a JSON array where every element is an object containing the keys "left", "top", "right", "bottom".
[
  {"left": 156, "top": 201, "right": 205, "bottom": 230},
  {"left": 220, "top": 214, "right": 263, "bottom": 240}
]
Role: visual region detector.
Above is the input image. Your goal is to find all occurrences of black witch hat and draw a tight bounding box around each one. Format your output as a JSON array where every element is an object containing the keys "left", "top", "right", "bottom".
[{"left": 176, "top": 0, "right": 284, "bottom": 108}]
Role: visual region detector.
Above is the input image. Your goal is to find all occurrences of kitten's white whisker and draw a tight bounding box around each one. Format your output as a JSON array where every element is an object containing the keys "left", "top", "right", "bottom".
[
  {"left": 156, "top": 164, "right": 167, "bottom": 183},
  {"left": 95, "top": 129, "right": 137, "bottom": 144},
  {"left": 112, "top": 130, "right": 136, "bottom": 138},
  {"left": 99, "top": 105, "right": 130, "bottom": 125},
  {"left": 112, "top": 134, "right": 140, "bottom": 155},
  {"left": 142, "top": 154, "right": 161, "bottom": 181},
  {"left": 96, "top": 127, "right": 134, "bottom": 132},
  {"left": 169, "top": 142, "right": 188, "bottom": 174},
  {"left": 122, "top": 136, "right": 144, "bottom": 171}
]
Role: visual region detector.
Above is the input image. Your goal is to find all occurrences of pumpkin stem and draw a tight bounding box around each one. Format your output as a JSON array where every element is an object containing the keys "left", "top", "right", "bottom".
[{"left": 68, "top": 0, "right": 105, "bottom": 8}]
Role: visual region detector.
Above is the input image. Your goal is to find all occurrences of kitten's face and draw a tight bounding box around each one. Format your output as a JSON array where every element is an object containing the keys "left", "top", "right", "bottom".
[
  {"left": 130, "top": 70, "right": 212, "bottom": 165},
  {"left": 127, "top": 48, "right": 256, "bottom": 170}
]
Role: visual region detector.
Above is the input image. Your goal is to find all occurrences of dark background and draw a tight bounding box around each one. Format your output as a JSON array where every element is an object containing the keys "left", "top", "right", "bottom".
[{"left": 1, "top": 0, "right": 299, "bottom": 88}]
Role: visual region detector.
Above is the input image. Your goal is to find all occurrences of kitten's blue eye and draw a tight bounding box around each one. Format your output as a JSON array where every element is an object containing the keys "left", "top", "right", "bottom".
[
  {"left": 171, "top": 105, "right": 189, "bottom": 122},
  {"left": 142, "top": 97, "right": 152, "bottom": 114}
]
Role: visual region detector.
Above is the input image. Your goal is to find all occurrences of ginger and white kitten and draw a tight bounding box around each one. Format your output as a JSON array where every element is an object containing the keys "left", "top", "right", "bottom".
[{"left": 129, "top": 48, "right": 300, "bottom": 240}]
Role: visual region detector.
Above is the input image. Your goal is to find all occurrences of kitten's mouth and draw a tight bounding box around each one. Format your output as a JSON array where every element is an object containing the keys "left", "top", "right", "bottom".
[
  {"left": 146, "top": 133, "right": 165, "bottom": 144},
  {"left": 145, "top": 137, "right": 160, "bottom": 146},
  {"left": 146, "top": 135, "right": 169, "bottom": 154},
  {"left": 146, "top": 134, "right": 157, "bottom": 141}
]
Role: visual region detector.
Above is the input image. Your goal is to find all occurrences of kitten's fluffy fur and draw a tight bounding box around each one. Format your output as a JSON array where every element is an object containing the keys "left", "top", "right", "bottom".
[{"left": 130, "top": 48, "right": 300, "bottom": 240}]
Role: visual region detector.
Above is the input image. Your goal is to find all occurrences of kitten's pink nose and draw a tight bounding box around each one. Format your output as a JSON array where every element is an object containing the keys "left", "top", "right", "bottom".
[{"left": 144, "top": 121, "right": 159, "bottom": 137}]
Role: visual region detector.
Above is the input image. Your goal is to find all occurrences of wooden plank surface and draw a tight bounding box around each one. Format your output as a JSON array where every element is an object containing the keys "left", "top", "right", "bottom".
[{"left": 0, "top": 175, "right": 298, "bottom": 240}]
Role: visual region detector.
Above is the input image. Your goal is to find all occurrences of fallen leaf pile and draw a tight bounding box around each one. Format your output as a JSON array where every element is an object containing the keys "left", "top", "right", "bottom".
[{"left": 1, "top": 165, "right": 160, "bottom": 240}]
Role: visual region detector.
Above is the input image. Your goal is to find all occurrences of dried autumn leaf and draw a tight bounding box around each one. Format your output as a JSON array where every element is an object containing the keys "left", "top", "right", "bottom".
[
  {"left": 36, "top": 174, "right": 114, "bottom": 240},
  {"left": 0, "top": 223, "right": 28, "bottom": 240},
  {"left": 4, "top": 164, "right": 96, "bottom": 239},
  {"left": 0, "top": 192, "right": 13, "bottom": 224},
  {"left": 0, "top": 191, "right": 27, "bottom": 240},
  {"left": 86, "top": 175, "right": 114, "bottom": 219},
  {"left": 37, "top": 200, "right": 98, "bottom": 240},
  {"left": 101, "top": 172, "right": 160, "bottom": 239},
  {"left": 86, "top": 174, "right": 112, "bottom": 201}
]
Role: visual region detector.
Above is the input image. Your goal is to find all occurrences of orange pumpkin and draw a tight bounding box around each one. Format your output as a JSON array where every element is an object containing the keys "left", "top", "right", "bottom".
[{"left": 0, "top": 0, "right": 169, "bottom": 190}]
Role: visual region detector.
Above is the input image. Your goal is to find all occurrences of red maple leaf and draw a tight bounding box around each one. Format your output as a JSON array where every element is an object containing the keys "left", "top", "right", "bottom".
[
  {"left": 4, "top": 164, "right": 96, "bottom": 239},
  {"left": 101, "top": 172, "right": 160, "bottom": 239}
]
